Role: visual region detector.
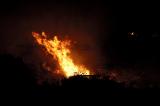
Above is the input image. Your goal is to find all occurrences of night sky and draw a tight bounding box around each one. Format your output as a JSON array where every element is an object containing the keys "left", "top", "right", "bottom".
[{"left": 1, "top": 1, "right": 160, "bottom": 87}]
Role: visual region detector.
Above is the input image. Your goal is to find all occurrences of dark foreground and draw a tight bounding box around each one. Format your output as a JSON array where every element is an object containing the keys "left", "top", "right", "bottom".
[{"left": 0, "top": 54, "right": 160, "bottom": 102}]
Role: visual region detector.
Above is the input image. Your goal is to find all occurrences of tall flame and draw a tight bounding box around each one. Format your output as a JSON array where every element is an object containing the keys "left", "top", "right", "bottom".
[{"left": 32, "top": 32, "right": 90, "bottom": 78}]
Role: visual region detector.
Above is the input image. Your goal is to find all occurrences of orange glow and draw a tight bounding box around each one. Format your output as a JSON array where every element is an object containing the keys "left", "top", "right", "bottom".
[{"left": 32, "top": 32, "right": 90, "bottom": 78}]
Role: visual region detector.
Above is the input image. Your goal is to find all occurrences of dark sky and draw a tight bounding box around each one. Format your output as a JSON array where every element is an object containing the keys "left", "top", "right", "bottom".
[
  {"left": 0, "top": 1, "right": 160, "bottom": 84},
  {"left": 0, "top": 0, "right": 111, "bottom": 67}
]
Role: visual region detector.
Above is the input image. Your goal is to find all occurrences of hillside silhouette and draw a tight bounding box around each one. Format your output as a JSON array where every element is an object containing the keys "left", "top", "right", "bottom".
[{"left": 0, "top": 54, "right": 159, "bottom": 100}]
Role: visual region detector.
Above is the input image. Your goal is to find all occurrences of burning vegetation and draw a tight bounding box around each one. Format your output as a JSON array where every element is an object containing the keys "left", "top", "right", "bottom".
[
  {"left": 32, "top": 32, "right": 91, "bottom": 78},
  {"left": 31, "top": 32, "right": 156, "bottom": 88}
]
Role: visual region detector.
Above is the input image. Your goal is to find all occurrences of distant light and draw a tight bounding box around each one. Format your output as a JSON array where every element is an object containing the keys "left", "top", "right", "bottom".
[
  {"left": 131, "top": 32, "right": 135, "bottom": 35},
  {"left": 128, "top": 32, "right": 138, "bottom": 40}
]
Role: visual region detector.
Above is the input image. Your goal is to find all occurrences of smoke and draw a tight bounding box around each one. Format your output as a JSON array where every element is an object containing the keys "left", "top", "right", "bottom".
[
  {"left": 1, "top": 1, "right": 159, "bottom": 87},
  {"left": 0, "top": 1, "right": 110, "bottom": 83}
]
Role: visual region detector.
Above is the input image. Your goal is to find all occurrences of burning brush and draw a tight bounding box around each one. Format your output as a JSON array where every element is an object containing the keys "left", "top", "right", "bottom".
[{"left": 32, "top": 32, "right": 91, "bottom": 78}]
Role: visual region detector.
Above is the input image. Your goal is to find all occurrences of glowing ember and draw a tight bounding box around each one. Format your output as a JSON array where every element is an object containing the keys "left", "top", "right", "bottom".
[{"left": 32, "top": 32, "right": 90, "bottom": 78}]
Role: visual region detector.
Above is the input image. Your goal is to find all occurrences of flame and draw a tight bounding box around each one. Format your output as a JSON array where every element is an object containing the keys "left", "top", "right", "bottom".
[{"left": 32, "top": 32, "right": 90, "bottom": 78}]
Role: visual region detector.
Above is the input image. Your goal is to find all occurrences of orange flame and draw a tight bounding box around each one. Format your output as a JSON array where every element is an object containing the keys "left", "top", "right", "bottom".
[{"left": 32, "top": 32, "right": 90, "bottom": 78}]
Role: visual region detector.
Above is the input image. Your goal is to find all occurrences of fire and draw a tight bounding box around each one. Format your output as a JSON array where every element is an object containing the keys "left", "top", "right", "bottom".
[{"left": 32, "top": 32, "right": 90, "bottom": 78}]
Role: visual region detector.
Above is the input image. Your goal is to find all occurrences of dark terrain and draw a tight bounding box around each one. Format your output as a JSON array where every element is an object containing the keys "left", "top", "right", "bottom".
[{"left": 0, "top": 54, "right": 159, "bottom": 101}]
